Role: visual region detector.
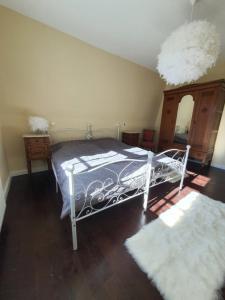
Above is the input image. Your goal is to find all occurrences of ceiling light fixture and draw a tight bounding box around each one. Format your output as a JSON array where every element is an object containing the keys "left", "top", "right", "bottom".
[{"left": 157, "top": 0, "right": 221, "bottom": 85}]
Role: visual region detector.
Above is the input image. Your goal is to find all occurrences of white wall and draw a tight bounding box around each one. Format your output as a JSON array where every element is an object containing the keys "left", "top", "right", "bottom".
[{"left": 0, "top": 178, "right": 6, "bottom": 231}]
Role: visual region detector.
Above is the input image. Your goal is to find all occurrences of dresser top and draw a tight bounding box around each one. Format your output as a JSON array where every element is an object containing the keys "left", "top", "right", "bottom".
[
  {"left": 23, "top": 134, "right": 50, "bottom": 138},
  {"left": 122, "top": 131, "right": 140, "bottom": 134}
]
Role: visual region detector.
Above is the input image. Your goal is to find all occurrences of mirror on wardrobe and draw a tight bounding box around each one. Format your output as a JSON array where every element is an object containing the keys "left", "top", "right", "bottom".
[{"left": 173, "top": 95, "right": 194, "bottom": 145}]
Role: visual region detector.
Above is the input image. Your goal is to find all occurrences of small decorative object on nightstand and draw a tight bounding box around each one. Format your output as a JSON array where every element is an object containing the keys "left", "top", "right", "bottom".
[
  {"left": 28, "top": 116, "right": 49, "bottom": 134},
  {"left": 23, "top": 134, "right": 51, "bottom": 175},
  {"left": 122, "top": 131, "right": 140, "bottom": 147}
]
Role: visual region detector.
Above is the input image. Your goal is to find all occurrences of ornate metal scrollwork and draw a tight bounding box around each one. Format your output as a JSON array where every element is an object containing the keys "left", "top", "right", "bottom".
[
  {"left": 75, "top": 160, "right": 147, "bottom": 219},
  {"left": 73, "top": 148, "right": 187, "bottom": 220},
  {"left": 150, "top": 149, "right": 185, "bottom": 187}
]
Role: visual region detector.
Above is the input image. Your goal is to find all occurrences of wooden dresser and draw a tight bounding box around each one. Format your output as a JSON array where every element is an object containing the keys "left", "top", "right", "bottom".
[
  {"left": 158, "top": 80, "right": 225, "bottom": 165},
  {"left": 23, "top": 134, "right": 51, "bottom": 175},
  {"left": 122, "top": 131, "right": 140, "bottom": 147}
]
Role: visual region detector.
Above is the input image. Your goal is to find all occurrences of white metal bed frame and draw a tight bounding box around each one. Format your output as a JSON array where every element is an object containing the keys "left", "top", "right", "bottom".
[{"left": 50, "top": 124, "right": 190, "bottom": 250}]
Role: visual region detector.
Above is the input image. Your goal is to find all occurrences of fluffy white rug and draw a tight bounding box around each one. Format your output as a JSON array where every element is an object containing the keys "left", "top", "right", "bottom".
[{"left": 125, "top": 192, "right": 225, "bottom": 300}]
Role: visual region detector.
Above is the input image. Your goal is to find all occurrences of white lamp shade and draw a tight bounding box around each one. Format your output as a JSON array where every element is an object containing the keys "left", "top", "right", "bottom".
[
  {"left": 29, "top": 116, "right": 49, "bottom": 133},
  {"left": 157, "top": 20, "right": 221, "bottom": 85}
]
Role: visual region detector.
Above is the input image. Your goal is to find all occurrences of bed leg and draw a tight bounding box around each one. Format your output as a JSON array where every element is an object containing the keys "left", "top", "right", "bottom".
[
  {"left": 71, "top": 218, "right": 78, "bottom": 250},
  {"left": 143, "top": 151, "right": 153, "bottom": 212},
  {"left": 56, "top": 180, "right": 58, "bottom": 193},
  {"left": 179, "top": 145, "right": 191, "bottom": 192},
  {"left": 143, "top": 190, "right": 149, "bottom": 212},
  {"left": 68, "top": 165, "right": 77, "bottom": 250},
  {"left": 179, "top": 177, "right": 184, "bottom": 192}
]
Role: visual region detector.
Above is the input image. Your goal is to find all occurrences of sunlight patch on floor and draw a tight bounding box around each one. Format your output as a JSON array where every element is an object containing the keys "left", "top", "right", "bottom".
[
  {"left": 159, "top": 192, "right": 198, "bottom": 227},
  {"left": 149, "top": 186, "right": 199, "bottom": 216},
  {"left": 191, "top": 174, "right": 211, "bottom": 187}
]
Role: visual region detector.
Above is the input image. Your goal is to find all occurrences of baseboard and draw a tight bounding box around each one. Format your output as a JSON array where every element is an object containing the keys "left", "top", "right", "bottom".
[
  {"left": 211, "top": 163, "right": 225, "bottom": 171},
  {"left": 188, "top": 159, "right": 225, "bottom": 171},
  {"left": 0, "top": 200, "right": 6, "bottom": 232},
  {"left": 10, "top": 166, "right": 48, "bottom": 177},
  {"left": 3, "top": 176, "right": 11, "bottom": 200},
  {"left": 0, "top": 167, "right": 48, "bottom": 231},
  {"left": 0, "top": 176, "right": 10, "bottom": 231},
  {"left": 2, "top": 166, "right": 48, "bottom": 201}
]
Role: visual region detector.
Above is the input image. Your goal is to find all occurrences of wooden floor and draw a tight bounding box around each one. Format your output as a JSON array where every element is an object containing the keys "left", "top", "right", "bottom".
[{"left": 0, "top": 163, "right": 225, "bottom": 300}]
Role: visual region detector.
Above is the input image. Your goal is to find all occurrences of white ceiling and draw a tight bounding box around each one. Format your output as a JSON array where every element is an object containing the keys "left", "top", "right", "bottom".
[{"left": 0, "top": 0, "right": 225, "bottom": 70}]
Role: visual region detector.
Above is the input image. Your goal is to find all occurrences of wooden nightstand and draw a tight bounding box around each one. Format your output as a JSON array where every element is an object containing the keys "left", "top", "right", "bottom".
[
  {"left": 122, "top": 131, "right": 140, "bottom": 147},
  {"left": 23, "top": 134, "right": 51, "bottom": 175}
]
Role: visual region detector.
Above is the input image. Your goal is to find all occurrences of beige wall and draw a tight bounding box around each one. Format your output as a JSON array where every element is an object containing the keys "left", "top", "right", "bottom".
[
  {"left": 0, "top": 121, "right": 8, "bottom": 230},
  {"left": 0, "top": 122, "right": 9, "bottom": 189},
  {"left": 2, "top": 4, "right": 223, "bottom": 172},
  {"left": 199, "top": 59, "right": 225, "bottom": 169},
  {"left": 0, "top": 6, "right": 165, "bottom": 172}
]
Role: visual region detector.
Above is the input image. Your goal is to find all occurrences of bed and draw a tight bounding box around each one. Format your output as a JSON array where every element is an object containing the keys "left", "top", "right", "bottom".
[{"left": 51, "top": 126, "right": 190, "bottom": 250}]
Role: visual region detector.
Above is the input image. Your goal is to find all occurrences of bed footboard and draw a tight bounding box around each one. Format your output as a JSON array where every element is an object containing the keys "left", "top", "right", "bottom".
[
  {"left": 66, "top": 145, "right": 190, "bottom": 250},
  {"left": 149, "top": 145, "right": 191, "bottom": 188},
  {"left": 67, "top": 156, "right": 152, "bottom": 250}
]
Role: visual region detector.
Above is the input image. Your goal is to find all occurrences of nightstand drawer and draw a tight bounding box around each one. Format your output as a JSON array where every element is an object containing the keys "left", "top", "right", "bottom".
[
  {"left": 25, "top": 136, "right": 50, "bottom": 159},
  {"left": 27, "top": 144, "right": 50, "bottom": 159},
  {"left": 26, "top": 137, "right": 49, "bottom": 147}
]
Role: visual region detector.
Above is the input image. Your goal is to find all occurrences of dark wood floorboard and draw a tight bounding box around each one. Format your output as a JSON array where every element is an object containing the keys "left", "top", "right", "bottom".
[{"left": 0, "top": 162, "right": 225, "bottom": 300}]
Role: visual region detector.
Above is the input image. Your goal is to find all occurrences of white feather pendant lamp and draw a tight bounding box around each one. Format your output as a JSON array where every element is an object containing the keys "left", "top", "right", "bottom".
[{"left": 157, "top": 20, "right": 220, "bottom": 85}]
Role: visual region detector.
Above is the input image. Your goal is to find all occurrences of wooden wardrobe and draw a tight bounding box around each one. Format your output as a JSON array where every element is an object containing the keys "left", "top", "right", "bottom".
[{"left": 158, "top": 79, "right": 225, "bottom": 165}]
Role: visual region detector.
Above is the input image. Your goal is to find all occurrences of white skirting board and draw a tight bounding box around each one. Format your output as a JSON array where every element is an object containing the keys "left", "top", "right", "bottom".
[
  {"left": 5, "top": 166, "right": 47, "bottom": 193},
  {"left": 211, "top": 163, "right": 225, "bottom": 171},
  {"left": 10, "top": 166, "right": 48, "bottom": 177},
  {"left": 0, "top": 166, "right": 47, "bottom": 231},
  {"left": 0, "top": 200, "right": 5, "bottom": 232},
  {"left": 0, "top": 177, "right": 8, "bottom": 232},
  {"left": 3, "top": 176, "right": 11, "bottom": 200}
]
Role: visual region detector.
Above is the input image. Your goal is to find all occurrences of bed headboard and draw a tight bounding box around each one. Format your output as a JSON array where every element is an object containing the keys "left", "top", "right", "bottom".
[{"left": 49, "top": 123, "right": 121, "bottom": 144}]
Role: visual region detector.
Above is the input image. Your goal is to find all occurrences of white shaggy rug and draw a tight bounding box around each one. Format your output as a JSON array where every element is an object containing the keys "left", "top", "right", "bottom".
[{"left": 125, "top": 192, "right": 225, "bottom": 300}]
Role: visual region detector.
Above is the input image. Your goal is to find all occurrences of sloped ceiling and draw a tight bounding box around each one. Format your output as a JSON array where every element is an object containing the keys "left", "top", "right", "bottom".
[{"left": 0, "top": 0, "right": 224, "bottom": 70}]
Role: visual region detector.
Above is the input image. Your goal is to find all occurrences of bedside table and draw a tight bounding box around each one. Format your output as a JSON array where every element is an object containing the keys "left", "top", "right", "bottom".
[
  {"left": 122, "top": 131, "right": 140, "bottom": 147},
  {"left": 23, "top": 134, "right": 51, "bottom": 175}
]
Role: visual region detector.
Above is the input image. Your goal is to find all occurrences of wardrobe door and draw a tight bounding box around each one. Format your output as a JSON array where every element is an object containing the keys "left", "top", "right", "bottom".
[
  {"left": 189, "top": 88, "right": 216, "bottom": 152},
  {"left": 208, "top": 88, "right": 225, "bottom": 150},
  {"left": 159, "top": 94, "right": 179, "bottom": 149}
]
